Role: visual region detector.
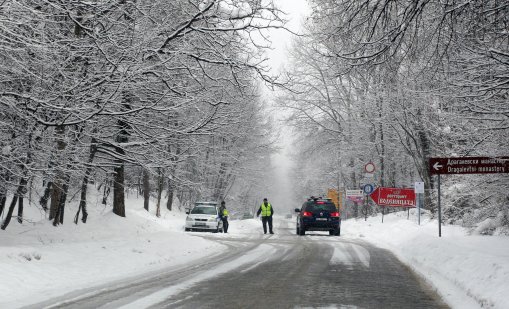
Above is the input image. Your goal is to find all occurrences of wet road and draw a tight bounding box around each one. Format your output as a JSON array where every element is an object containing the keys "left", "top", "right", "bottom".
[{"left": 28, "top": 220, "right": 449, "bottom": 309}]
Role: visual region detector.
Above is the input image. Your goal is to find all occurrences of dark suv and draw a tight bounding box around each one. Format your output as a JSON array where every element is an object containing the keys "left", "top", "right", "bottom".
[{"left": 295, "top": 198, "right": 341, "bottom": 236}]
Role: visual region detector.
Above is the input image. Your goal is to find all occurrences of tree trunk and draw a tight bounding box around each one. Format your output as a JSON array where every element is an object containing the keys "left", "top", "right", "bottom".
[
  {"left": 49, "top": 182, "right": 61, "bottom": 220},
  {"left": 76, "top": 178, "right": 89, "bottom": 224},
  {"left": 166, "top": 178, "right": 174, "bottom": 211},
  {"left": 102, "top": 180, "right": 111, "bottom": 205},
  {"left": 165, "top": 147, "right": 180, "bottom": 212},
  {"left": 349, "top": 158, "right": 356, "bottom": 189},
  {"left": 111, "top": 0, "right": 137, "bottom": 219},
  {"left": 3, "top": 127, "right": 34, "bottom": 228},
  {"left": 112, "top": 125, "right": 127, "bottom": 217},
  {"left": 1, "top": 177, "right": 27, "bottom": 230},
  {"left": 49, "top": 125, "right": 67, "bottom": 221},
  {"left": 137, "top": 174, "right": 142, "bottom": 198},
  {"left": 113, "top": 157, "right": 126, "bottom": 217},
  {"left": 0, "top": 193, "right": 6, "bottom": 218},
  {"left": 377, "top": 98, "right": 385, "bottom": 187},
  {"left": 177, "top": 190, "right": 185, "bottom": 210},
  {"left": 39, "top": 159, "right": 55, "bottom": 212},
  {"left": 17, "top": 195, "right": 23, "bottom": 224},
  {"left": 1, "top": 172, "right": 9, "bottom": 217},
  {"left": 416, "top": 108, "right": 433, "bottom": 212},
  {"left": 75, "top": 173, "right": 90, "bottom": 224},
  {"left": 421, "top": 139, "right": 434, "bottom": 213},
  {"left": 213, "top": 162, "right": 227, "bottom": 201},
  {"left": 39, "top": 181, "right": 52, "bottom": 212},
  {"left": 143, "top": 169, "right": 150, "bottom": 211},
  {"left": 156, "top": 168, "right": 163, "bottom": 217},
  {"left": 1, "top": 196, "right": 18, "bottom": 230},
  {"left": 75, "top": 138, "right": 97, "bottom": 224},
  {"left": 53, "top": 174, "right": 69, "bottom": 226}
]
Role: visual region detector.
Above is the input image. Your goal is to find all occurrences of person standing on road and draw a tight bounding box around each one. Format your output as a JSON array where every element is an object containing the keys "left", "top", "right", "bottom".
[
  {"left": 256, "top": 198, "right": 274, "bottom": 234},
  {"left": 219, "top": 201, "right": 229, "bottom": 233}
]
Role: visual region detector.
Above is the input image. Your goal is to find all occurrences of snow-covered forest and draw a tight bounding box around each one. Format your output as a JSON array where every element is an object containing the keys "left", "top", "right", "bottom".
[
  {"left": 278, "top": 0, "right": 509, "bottom": 234},
  {"left": 0, "top": 0, "right": 285, "bottom": 228},
  {"left": 1, "top": 0, "right": 508, "bottom": 234}
]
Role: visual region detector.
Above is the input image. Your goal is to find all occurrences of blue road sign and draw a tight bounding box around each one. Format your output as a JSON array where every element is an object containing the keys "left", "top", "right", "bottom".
[{"left": 363, "top": 184, "right": 374, "bottom": 195}]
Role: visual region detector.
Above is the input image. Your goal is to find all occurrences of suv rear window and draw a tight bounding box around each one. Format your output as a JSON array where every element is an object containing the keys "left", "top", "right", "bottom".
[{"left": 305, "top": 202, "right": 336, "bottom": 212}]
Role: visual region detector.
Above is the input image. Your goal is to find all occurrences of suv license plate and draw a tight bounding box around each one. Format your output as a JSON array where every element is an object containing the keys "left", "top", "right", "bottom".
[
  {"left": 194, "top": 223, "right": 206, "bottom": 226},
  {"left": 316, "top": 218, "right": 327, "bottom": 221}
]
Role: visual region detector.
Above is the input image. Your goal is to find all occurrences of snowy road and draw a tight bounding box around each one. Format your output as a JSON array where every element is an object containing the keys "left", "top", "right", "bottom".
[{"left": 26, "top": 220, "right": 449, "bottom": 309}]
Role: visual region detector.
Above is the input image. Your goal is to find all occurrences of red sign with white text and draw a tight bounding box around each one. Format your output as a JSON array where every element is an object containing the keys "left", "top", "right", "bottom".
[{"left": 370, "top": 187, "right": 416, "bottom": 207}]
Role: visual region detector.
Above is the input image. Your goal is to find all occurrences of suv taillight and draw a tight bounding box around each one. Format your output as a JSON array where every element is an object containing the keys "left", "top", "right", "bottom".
[
  {"left": 303, "top": 211, "right": 312, "bottom": 217},
  {"left": 331, "top": 212, "right": 340, "bottom": 217}
]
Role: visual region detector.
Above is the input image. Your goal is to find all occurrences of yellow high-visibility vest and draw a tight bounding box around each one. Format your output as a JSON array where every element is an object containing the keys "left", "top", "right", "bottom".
[{"left": 260, "top": 203, "right": 272, "bottom": 217}]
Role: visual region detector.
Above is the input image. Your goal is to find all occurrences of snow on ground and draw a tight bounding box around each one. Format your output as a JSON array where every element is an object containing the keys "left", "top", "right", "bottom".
[
  {"left": 342, "top": 210, "right": 509, "bottom": 309},
  {"left": 1, "top": 194, "right": 508, "bottom": 309},
  {"left": 0, "top": 193, "right": 259, "bottom": 308}
]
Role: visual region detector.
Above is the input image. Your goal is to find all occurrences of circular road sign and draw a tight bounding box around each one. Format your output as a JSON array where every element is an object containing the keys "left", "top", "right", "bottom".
[
  {"left": 365, "top": 162, "right": 376, "bottom": 173},
  {"left": 363, "top": 184, "right": 374, "bottom": 195}
]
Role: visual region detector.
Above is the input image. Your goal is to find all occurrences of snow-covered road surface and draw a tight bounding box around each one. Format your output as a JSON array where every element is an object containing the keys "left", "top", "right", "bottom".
[{"left": 25, "top": 220, "right": 448, "bottom": 309}]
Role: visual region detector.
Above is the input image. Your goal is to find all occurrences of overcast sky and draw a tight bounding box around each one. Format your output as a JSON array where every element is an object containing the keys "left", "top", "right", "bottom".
[
  {"left": 264, "top": 0, "right": 310, "bottom": 73},
  {"left": 263, "top": 0, "right": 310, "bottom": 212}
]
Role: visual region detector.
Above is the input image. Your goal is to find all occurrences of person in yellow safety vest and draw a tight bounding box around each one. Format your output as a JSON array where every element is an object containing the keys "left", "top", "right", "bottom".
[
  {"left": 219, "top": 201, "right": 229, "bottom": 233},
  {"left": 256, "top": 198, "right": 274, "bottom": 234}
]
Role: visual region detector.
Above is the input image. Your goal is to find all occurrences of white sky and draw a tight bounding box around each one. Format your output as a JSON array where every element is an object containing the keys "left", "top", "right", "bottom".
[
  {"left": 264, "top": 0, "right": 310, "bottom": 72},
  {"left": 263, "top": 0, "right": 310, "bottom": 213}
]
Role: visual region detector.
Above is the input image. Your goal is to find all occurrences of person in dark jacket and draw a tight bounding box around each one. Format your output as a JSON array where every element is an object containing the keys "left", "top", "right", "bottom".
[
  {"left": 218, "top": 201, "right": 229, "bottom": 233},
  {"left": 256, "top": 198, "right": 274, "bottom": 234}
]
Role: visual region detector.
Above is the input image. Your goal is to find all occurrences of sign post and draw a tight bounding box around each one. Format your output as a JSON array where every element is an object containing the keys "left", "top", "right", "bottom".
[
  {"left": 438, "top": 175, "right": 441, "bottom": 237},
  {"left": 360, "top": 162, "right": 376, "bottom": 221},
  {"left": 429, "top": 156, "right": 509, "bottom": 237},
  {"left": 414, "top": 182, "right": 424, "bottom": 225},
  {"left": 364, "top": 196, "right": 368, "bottom": 221}
]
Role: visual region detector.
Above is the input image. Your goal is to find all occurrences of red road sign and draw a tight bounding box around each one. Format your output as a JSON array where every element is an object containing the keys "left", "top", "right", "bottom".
[
  {"left": 364, "top": 162, "right": 376, "bottom": 173},
  {"left": 429, "top": 156, "right": 509, "bottom": 175},
  {"left": 370, "top": 187, "right": 416, "bottom": 207}
]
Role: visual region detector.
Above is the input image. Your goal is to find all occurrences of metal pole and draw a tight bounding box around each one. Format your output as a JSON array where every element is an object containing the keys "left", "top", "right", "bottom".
[
  {"left": 407, "top": 207, "right": 409, "bottom": 220},
  {"left": 438, "top": 174, "right": 442, "bottom": 237},
  {"left": 364, "top": 196, "right": 368, "bottom": 221},
  {"left": 418, "top": 193, "right": 421, "bottom": 225},
  {"left": 344, "top": 196, "right": 348, "bottom": 220},
  {"left": 382, "top": 206, "right": 384, "bottom": 223}
]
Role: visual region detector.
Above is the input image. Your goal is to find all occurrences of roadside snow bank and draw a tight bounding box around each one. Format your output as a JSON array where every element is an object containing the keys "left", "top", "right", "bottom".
[
  {"left": 0, "top": 197, "right": 225, "bottom": 308},
  {"left": 343, "top": 211, "right": 509, "bottom": 309}
]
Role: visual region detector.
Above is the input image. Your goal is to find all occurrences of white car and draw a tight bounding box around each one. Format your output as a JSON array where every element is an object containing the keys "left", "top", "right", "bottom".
[{"left": 185, "top": 202, "right": 223, "bottom": 233}]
